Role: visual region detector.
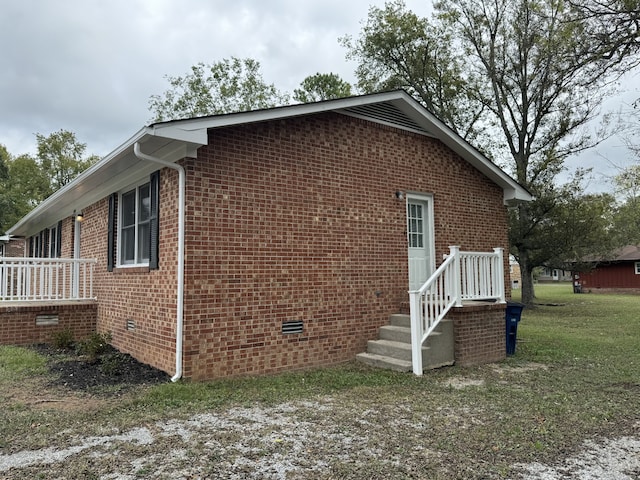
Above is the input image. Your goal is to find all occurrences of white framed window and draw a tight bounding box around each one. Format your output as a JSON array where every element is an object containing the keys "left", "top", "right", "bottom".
[
  {"left": 118, "top": 182, "right": 151, "bottom": 266},
  {"left": 635, "top": 262, "right": 640, "bottom": 275},
  {"left": 49, "top": 224, "right": 58, "bottom": 258},
  {"left": 32, "top": 234, "right": 41, "bottom": 257}
]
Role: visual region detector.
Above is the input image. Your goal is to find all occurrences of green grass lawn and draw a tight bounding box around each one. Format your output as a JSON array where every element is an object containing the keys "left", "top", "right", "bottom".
[{"left": 1, "top": 284, "right": 639, "bottom": 478}]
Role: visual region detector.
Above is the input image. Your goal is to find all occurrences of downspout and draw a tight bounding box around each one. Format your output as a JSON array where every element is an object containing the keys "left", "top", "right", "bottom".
[{"left": 133, "top": 142, "right": 185, "bottom": 382}]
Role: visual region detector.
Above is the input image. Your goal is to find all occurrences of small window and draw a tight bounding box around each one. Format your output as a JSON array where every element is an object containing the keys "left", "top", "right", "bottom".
[
  {"left": 635, "top": 262, "right": 640, "bottom": 275},
  {"left": 49, "top": 225, "right": 58, "bottom": 258},
  {"left": 32, "top": 234, "right": 41, "bottom": 257},
  {"left": 119, "top": 182, "right": 151, "bottom": 266}
]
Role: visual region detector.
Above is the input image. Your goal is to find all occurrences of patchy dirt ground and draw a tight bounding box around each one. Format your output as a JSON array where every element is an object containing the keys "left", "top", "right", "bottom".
[
  {"left": 2, "top": 355, "right": 639, "bottom": 479},
  {"left": 2, "top": 393, "right": 639, "bottom": 479}
]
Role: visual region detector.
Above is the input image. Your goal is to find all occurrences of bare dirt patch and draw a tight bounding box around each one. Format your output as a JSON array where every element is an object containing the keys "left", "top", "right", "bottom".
[{"left": 4, "top": 345, "right": 170, "bottom": 414}]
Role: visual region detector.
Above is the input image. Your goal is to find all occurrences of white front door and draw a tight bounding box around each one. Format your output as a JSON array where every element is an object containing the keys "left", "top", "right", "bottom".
[{"left": 407, "top": 196, "right": 434, "bottom": 291}]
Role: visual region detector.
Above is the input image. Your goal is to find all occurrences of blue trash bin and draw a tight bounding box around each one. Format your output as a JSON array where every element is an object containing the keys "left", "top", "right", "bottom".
[{"left": 505, "top": 301, "right": 525, "bottom": 355}]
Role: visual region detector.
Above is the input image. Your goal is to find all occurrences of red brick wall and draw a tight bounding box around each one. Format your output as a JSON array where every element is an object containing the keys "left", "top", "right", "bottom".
[
  {"left": 58, "top": 112, "right": 511, "bottom": 380},
  {"left": 448, "top": 303, "right": 506, "bottom": 366},
  {"left": 76, "top": 171, "right": 180, "bottom": 375},
  {"left": 0, "top": 302, "right": 97, "bottom": 345},
  {"left": 182, "top": 113, "right": 510, "bottom": 379},
  {"left": 4, "top": 239, "right": 26, "bottom": 257}
]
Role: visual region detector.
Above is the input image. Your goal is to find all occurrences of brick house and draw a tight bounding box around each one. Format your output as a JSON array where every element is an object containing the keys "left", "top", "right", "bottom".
[
  {"left": 0, "top": 235, "right": 25, "bottom": 258},
  {"left": 3, "top": 91, "right": 531, "bottom": 380}
]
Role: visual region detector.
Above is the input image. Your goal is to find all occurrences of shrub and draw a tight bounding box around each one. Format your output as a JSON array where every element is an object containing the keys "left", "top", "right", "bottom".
[
  {"left": 51, "top": 328, "right": 75, "bottom": 350},
  {"left": 78, "top": 332, "right": 112, "bottom": 363}
]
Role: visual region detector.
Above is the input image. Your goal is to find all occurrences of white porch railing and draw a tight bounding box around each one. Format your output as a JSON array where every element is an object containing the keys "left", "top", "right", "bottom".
[
  {"left": 0, "top": 257, "right": 97, "bottom": 302},
  {"left": 409, "top": 246, "right": 505, "bottom": 375}
]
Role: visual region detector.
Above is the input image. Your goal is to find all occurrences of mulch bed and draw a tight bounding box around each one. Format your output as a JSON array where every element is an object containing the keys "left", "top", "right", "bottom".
[{"left": 30, "top": 344, "right": 170, "bottom": 394}]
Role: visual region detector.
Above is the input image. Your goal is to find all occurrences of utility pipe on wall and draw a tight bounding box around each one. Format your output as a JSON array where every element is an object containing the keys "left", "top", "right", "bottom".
[{"left": 133, "top": 142, "right": 185, "bottom": 382}]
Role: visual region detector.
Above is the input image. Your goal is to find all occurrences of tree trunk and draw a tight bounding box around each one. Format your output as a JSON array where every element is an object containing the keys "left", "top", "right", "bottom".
[{"left": 519, "top": 252, "right": 536, "bottom": 306}]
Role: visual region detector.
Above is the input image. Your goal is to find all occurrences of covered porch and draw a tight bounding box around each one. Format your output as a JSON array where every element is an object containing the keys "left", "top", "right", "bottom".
[{"left": 0, "top": 257, "right": 97, "bottom": 345}]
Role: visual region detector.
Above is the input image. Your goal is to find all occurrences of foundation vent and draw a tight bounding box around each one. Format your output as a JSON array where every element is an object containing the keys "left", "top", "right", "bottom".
[
  {"left": 36, "top": 314, "right": 59, "bottom": 326},
  {"left": 282, "top": 320, "right": 304, "bottom": 335},
  {"left": 126, "top": 319, "right": 136, "bottom": 331}
]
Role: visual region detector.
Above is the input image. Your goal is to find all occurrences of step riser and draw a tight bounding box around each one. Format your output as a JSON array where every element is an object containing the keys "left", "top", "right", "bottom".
[
  {"left": 389, "top": 314, "right": 410, "bottom": 328},
  {"left": 379, "top": 326, "right": 411, "bottom": 343},
  {"left": 367, "top": 340, "right": 417, "bottom": 362},
  {"left": 355, "top": 353, "right": 412, "bottom": 372}
]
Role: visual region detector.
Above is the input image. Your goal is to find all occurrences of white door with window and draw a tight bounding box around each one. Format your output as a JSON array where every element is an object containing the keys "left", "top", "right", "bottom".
[{"left": 407, "top": 195, "right": 435, "bottom": 291}]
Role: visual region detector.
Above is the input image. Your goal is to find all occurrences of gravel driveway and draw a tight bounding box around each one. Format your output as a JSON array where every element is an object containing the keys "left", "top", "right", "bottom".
[{"left": 2, "top": 396, "right": 639, "bottom": 479}]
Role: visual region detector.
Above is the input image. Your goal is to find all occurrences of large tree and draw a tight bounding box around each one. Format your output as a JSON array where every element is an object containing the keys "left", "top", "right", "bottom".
[
  {"left": 344, "top": 0, "right": 640, "bottom": 304},
  {"left": 340, "top": 1, "right": 485, "bottom": 143},
  {"left": 0, "top": 132, "right": 97, "bottom": 233},
  {"left": 36, "top": 130, "right": 98, "bottom": 193},
  {"left": 610, "top": 164, "right": 640, "bottom": 246},
  {"left": 293, "top": 73, "right": 353, "bottom": 103},
  {"left": 148, "top": 57, "right": 289, "bottom": 122},
  {"left": 0, "top": 145, "right": 11, "bottom": 233},
  {"left": 6, "top": 154, "right": 51, "bottom": 221}
]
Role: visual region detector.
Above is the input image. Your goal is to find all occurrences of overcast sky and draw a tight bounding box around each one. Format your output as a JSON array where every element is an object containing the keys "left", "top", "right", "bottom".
[{"left": 0, "top": 0, "right": 637, "bottom": 192}]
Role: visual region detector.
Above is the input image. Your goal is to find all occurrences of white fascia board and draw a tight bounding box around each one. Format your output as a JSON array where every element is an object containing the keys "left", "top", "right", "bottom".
[
  {"left": 7, "top": 127, "right": 207, "bottom": 237},
  {"left": 7, "top": 127, "right": 149, "bottom": 236},
  {"left": 150, "top": 91, "right": 410, "bottom": 131},
  {"left": 149, "top": 124, "right": 209, "bottom": 145},
  {"left": 160, "top": 91, "right": 531, "bottom": 204},
  {"left": 388, "top": 96, "right": 532, "bottom": 203}
]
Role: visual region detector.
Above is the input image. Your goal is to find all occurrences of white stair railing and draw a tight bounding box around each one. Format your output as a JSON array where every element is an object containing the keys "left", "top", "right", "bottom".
[
  {"left": 0, "top": 257, "right": 97, "bottom": 302},
  {"left": 409, "top": 246, "right": 505, "bottom": 375}
]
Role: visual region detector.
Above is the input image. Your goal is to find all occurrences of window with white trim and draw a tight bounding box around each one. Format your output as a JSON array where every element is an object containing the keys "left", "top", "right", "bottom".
[
  {"left": 635, "top": 262, "right": 640, "bottom": 275},
  {"left": 49, "top": 224, "right": 58, "bottom": 258},
  {"left": 119, "top": 182, "right": 151, "bottom": 265}
]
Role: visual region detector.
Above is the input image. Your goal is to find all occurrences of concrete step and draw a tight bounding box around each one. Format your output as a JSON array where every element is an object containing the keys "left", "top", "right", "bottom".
[
  {"left": 358, "top": 314, "right": 455, "bottom": 373},
  {"left": 389, "top": 313, "right": 410, "bottom": 328},
  {"left": 379, "top": 324, "right": 411, "bottom": 343},
  {"left": 355, "top": 352, "right": 412, "bottom": 372},
  {"left": 366, "top": 339, "right": 420, "bottom": 362}
]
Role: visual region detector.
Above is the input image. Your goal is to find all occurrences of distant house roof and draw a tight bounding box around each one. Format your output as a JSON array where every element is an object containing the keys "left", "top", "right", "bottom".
[
  {"left": 7, "top": 90, "right": 532, "bottom": 238},
  {"left": 609, "top": 245, "right": 640, "bottom": 262},
  {"left": 581, "top": 245, "right": 640, "bottom": 264}
]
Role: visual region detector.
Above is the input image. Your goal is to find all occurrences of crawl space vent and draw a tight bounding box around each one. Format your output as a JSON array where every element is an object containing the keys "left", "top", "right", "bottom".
[
  {"left": 282, "top": 320, "right": 304, "bottom": 335},
  {"left": 36, "top": 314, "right": 59, "bottom": 326}
]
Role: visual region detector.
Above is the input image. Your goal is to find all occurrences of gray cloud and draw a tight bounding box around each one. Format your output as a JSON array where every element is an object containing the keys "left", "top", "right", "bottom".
[{"left": 0, "top": 0, "right": 636, "bottom": 193}]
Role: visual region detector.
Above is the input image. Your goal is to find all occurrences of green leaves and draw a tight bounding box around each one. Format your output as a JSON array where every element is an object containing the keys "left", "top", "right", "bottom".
[
  {"left": 148, "top": 57, "right": 289, "bottom": 122},
  {"left": 293, "top": 73, "right": 352, "bottom": 103},
  {"left": 0, "top": 131, "right": 97, "bottom": 233},
  {"left": 341, "top": 1, "right": 482, "bottom": 141}
]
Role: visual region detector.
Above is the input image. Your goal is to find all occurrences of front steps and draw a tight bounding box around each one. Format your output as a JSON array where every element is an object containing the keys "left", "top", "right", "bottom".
[{"left": 356, "top": 313, "right": 455, "bottom": 373}]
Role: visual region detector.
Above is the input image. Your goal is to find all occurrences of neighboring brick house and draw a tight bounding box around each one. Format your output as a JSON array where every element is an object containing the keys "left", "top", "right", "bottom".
[
  {"left": 0, "top": 235, "right": 26, "bottom": 257},
  {"left": 5, "top": 91, "right": 531, "bottom": 380},
  {"left": 575, "top": 245, "right": 640, "bottom": 293}
]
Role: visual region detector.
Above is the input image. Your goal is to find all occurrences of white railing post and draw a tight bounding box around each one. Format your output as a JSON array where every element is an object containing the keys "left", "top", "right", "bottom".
[
  {"left": 409, "top": 290, "right": 424, "bottom": 375},
  {"left": 493, "top": 247, "right": 506, "bottom": 303},
  {"left": 450, "top": 246, "right": 462, "bottom": 307},
  {"left": 0, "top": 257, "right": 96, "bottom": 302}
]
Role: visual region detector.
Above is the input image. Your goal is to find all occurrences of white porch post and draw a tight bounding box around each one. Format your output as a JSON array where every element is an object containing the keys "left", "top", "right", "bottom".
[
  {"left": 450, "top": 246, "right": 462, "bottom": 307},
  {"left": 409, "top": 290, "right": 423, "bottom": 375},
  {"left": 493, "top": 247, "right": 506, "bottom": 303},
  {"left": 73, "top": 217, "right": 81, "bottom": 298}
]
